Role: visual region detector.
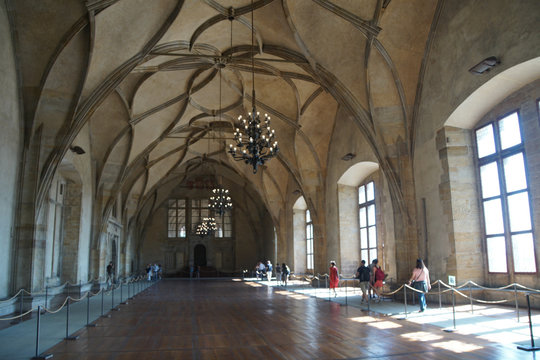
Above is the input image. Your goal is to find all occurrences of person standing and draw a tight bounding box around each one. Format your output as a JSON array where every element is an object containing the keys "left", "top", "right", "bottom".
[
  {"left": 106, "top": 261, "right": 114, "bottom": 288},
  {"left": 408, "top": 258, "right": 431, "bottom": 312},
  {"left": 355, "top": 260, "right": 370, "bottom": 303},
  {"left": 372, "top": 264, "right": 386, "bottom": 302},
  {"left": 281, "top": 263, "right": 290, "bottom": 286},
  {"left": 266, "top": 260, "right": 273, "bottom": 281},
  {"left": 276, "top": 263, "right": 281, "bottom": 285},
  {"left": 368, "top": 259, "right": 378, "bottom": 299},
  {"left": 329, "top": 261, "right": 339, "bottom": 297}
]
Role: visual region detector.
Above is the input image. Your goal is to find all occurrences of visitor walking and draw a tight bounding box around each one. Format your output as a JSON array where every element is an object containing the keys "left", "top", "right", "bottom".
[{"left": 408, "top": 258, "right": 431, "bottom": 312}]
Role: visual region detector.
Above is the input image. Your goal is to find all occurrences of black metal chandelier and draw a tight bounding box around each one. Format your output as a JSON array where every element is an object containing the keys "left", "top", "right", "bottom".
[
  {"left": 195, "top": 217, "right": 217, "bottom": 236},
  {"left": 228, "top": 1, "right": 278, "bottom": 173},
  {"left": 209, "top": 187, "right": 232, "bottom": 216}
]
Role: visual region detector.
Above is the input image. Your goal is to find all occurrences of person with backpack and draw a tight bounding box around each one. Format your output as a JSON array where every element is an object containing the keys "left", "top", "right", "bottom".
[{"left": 355, "top": 260, "right": 370, "bottom": 303}]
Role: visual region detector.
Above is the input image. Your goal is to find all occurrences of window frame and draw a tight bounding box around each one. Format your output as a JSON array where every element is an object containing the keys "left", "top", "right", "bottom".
[
  {"left": 474, "top": 109, "right": 537, "bottom": 274},
  {"left": 306, "top": 209, "right": 314, "bottom": 271},
  {"left": 167, "top": 199, "right": 186, "bottom": 238},
  {"left": 358, "top": 180, "right": 377, "bottom": 265}
]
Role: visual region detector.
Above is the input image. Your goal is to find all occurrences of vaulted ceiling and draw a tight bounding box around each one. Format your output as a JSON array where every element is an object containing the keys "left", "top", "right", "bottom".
[{"left": 13, "top": 0, "right": 437, "bottom": 232}]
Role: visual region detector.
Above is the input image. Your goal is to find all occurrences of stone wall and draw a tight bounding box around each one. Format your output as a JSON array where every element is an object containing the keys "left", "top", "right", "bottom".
[{"left": 0, "top": 2, "right": 21, "bottom": 298}]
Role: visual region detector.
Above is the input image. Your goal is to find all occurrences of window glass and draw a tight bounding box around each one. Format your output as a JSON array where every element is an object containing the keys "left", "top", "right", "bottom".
[
  {"left": 359, "top": 207, "right": 367, "bottom": 227},
  {"left": 507, "top": 192, "right": 532, "bottom": 232},
  {"left": 480, "top": 162, "right": 500, "bottom": 198},
  {"left": 306, "top": 210, "right": 311, "bottom": 223},
  {"left": 369, "top": 226, "right": 377, "bottom": 247},
  {"left": 476, "top": 124, "right": 496, "bottom": 158},
  {"left": 498, "top": 112, "right": 521, "bottom": 150},
  {"left": 366, "top": 182, "right": 374, "bottom": 201},
  {"left": 360, "top": 228, "right": 368, "bottom": 248},
  {"left": 512, "top": 233, "right": 536, "bottom": 273},
  {"left": 369, "top": 249, "right": 377, "bottom": 263},
  {"left": 487, "top": 236, "right": 507, "bottom": 272},
  {"left": 358, "top": 185, "right": 366, "bottom": 204},
  {"left": 483, "top": 199, "right": 504, "bottom": 235},
  {"left": 367, "top": 204, "right": 376, "bottom": 225},
  {"left": 503, "top": 153, "right": 527, "bottom": 193},
  {"left": 361, "top": 250, "right": 369, "bottom": 262}
]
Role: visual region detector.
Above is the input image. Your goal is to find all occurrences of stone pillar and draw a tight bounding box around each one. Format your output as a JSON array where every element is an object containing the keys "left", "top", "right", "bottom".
[
  {"left": 61, "top": 181, "right": 82, "bottom": 283},
  {"left": 437, "top": 126, "right": 483, "bottom": 283}
]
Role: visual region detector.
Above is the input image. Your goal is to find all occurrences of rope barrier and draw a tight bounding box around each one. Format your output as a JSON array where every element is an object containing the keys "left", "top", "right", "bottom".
[
  {"left": 43, "top": 297, "right": 69, "bottom": 314},
  {"left": 0, "top": 308, "right": 34, "bottom": 321},
  {"left": 0, "top": 289, "right": 24, "bottom": 303}
]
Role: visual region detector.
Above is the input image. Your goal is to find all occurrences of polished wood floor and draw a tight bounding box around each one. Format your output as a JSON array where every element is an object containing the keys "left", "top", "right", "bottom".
[{"left": 46, "top": 279, "right": 530, "bottom": 359}]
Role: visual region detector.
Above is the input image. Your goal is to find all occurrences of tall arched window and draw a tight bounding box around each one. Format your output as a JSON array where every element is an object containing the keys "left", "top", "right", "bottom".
[
  {"left": 359, "top": 181, "right": 377, "bottom": 263},
  {"left": 475, "top": 111, "right": 536, "bottom": 273},
  {"left": 306, "top": 209, "right": 314, "bottom": 270}
]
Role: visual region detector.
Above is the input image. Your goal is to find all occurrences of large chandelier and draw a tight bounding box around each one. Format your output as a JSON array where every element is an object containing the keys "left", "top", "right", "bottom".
[
  {"left": 209, "top": 187, "right": 232, "bottom": 216},
  {"left": 195, "top": 217, "right": 217, "bottom": 236},
  {"left": 228, "top": 0, "right": 278, "bottom": 173}
]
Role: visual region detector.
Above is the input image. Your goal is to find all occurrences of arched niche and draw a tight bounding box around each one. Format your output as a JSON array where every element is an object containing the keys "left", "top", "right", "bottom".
[
  {"left": 336, "top": 162, "right": 380, "bottom": 275},
  {"left": 292, "top": 196, "right": 307, "bottom": 273}
]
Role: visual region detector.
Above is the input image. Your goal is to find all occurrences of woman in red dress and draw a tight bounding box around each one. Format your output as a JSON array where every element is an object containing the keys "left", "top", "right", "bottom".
[{"left": 329, "top": 261, "right": 339, "bottom": 297}]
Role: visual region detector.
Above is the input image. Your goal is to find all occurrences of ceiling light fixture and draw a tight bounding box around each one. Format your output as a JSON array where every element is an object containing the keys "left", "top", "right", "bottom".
[
  {"left": 195, "top": 217, "right": 217, "bottom": 237},
  {"left": 228, "top": 0, "right": 278, "bottom": 173}
]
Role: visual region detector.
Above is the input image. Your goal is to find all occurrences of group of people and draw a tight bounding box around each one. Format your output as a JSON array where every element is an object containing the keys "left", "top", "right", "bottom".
[
  {"left": 254, "top": 261, "right": 290, "bottom": 285},
  {"left": 330, "top": 258, "right": 431, "bottom": 312},
  {"left": 145, "top": 263, "right": 162, "bottom": 281}
]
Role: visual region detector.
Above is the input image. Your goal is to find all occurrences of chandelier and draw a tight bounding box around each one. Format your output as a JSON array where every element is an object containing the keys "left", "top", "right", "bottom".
[
  {"left": 209, "top": 187, "right": 232, "bottom": 216},
  {"left": 195, "top": 217, "right": 217, "bottom": 236},
  {"left": 228, "top": 0, "right": 278, "bottom": 173}
]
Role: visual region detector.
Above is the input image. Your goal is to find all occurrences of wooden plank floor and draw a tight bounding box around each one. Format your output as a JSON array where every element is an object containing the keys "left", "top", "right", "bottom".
[{"left": 45, "top": 279, "right": 533, "bottom": 359}]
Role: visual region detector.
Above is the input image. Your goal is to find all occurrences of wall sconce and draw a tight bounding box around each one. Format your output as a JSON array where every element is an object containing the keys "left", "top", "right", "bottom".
[
  {"left": 70, "top": 146, "right": 86, "bottom": 155},
  {"left": 469, "top": 56, "right": 500, "bottom": 75}
]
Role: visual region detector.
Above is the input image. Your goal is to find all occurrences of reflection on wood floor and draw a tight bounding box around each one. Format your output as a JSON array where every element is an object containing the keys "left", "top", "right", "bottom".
[{"left": 45, "top": 279, "right": 531, "bottom": 359}]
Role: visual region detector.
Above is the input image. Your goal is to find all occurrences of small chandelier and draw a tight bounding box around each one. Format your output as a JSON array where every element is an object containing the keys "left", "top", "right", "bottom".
[
  {"left": 228, "top": 0, "right": 278, "bottom": 173},
  {"left": 209, "top": 187, "right": 232, "bottom": 216},
  {"left": 195, "top": 217, "right": 217, "bottom": 236}
]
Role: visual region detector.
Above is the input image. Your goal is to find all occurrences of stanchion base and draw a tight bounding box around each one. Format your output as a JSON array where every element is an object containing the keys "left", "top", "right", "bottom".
[
  {"left": 517, "top": 345, "right": 540, "bottom": 352},
  {"left": 121, "top": 301, "right": 128, "bottom": 305},
  {"left": 100, "top": 314, "right": 111, "bottom": 318},
  {"left": 64, "top": 335, "right": 79, "bottom": 341},
  {"left": 111, "top": 308, "right": 120, "bottom": 311},
  {"left": 31, "top": 353, "right": 53, "bottom": 359},
  {"left": 443, "top": 328, "right": 456, "bottom": 333},
  {"left": 85, "top": 323, "right": 97, "bottom": 327}
]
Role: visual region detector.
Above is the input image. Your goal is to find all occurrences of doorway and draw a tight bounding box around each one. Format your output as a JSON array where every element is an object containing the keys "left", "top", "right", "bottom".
[{"left": 194, "top": 244, "right": 207, "bottom": 267}]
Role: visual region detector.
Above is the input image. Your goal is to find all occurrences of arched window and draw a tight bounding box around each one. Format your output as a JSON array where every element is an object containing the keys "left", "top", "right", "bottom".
[
  {"left": 475, "top": 111, "right": 536, "bottom": 273},
  {"left": 358, "top": 181, "right": 377, "bottom": 264},
  {"left": 306, "top": 209, "right": 314, "bottom": 270}
]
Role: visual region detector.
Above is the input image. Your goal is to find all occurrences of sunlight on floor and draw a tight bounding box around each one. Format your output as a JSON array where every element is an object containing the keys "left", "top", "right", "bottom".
[
  {"left": 244, "top": 282, "right": 263, "bottom": 287},
  {"left": 350, "top": 316, "right": 380, "bottom": 323},
  {"left": 368, "top": 321, "right": 402, "bottom": 329},
  {"left": 431, "top": 340, "right": 483, "bottom": 353},
  {"left": 401, "top": 331, "right": 443, "bottom": 342}
]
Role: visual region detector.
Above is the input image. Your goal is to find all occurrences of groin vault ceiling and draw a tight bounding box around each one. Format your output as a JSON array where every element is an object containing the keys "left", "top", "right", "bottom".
[{"left": 13, "top": 0, "right": 437, "bottom": 231}]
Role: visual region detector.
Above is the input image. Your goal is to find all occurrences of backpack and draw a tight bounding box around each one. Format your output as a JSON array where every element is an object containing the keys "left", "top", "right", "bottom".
[
  {"left": 358, "top": 266, "right": 370, "bottom": 282},
  {"left": 285, "top": 265, "right": 290, "bottom": 275}
]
